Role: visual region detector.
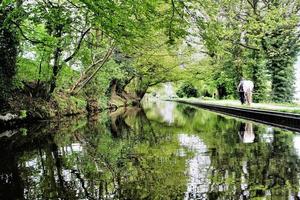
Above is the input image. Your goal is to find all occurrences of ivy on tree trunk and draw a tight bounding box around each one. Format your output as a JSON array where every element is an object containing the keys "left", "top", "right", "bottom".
[{"left": 0, "top": 3, "right": 18, "bottom": 105}]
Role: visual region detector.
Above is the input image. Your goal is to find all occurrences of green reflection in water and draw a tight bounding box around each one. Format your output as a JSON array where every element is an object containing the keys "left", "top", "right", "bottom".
[{"left": 0, "top": 100, "right": 300, "bottom": 199}]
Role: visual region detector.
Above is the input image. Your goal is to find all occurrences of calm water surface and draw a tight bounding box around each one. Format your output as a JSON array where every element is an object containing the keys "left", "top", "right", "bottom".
[{"left": 1, "top": 100, "right": 300, "bottom": 200}]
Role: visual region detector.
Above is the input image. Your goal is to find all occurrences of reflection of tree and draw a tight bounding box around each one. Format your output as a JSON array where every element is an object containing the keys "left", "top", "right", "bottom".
[
  {"left": 211, "top": 127, "right": 300, "bottom": 199},
  {"left": 0, "top": 145, "right": 24, "bottom": 200},
  {"left": 155, "top": 103, "right": 300, "bottom": 199},
  {"left": 176, "top": 104, "right": 197, "bottom": 118},
  {"left": 184, "top": 110, "right": 299, "bottom": 198},
  {"left": 2, "top": 101, "right": 298, "bottom": 199},
  {"left": 107, "top": 106, "right": 188, "bottom": 199},
  {"left": 110, "top": 109, "right": 132, "bottom": 138},
  {"left": 0, "top": 106, "right": 190, "bottom": 199},
  {"left": 0, "top": 119, "right": 96, "bottom": 199}
]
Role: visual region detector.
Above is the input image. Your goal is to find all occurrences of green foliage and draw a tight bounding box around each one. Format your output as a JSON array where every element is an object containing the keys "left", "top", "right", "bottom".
[
  {"left": 19, "top": 127, "right": 28, "bottom": 136},
  {"left": 176, "top": 82, "right": 199, "bottom": 98},
  {"left": 0, "top": 1, "right": 19, "bottom": 103},
  {"left": 2, "top": 0, "right": 300, "bottom": 109},
  {"left": 245, "top": 51, "right": 269, "bottom": 102},
  {"left": 53, "top": 94, "right": 87, "bottom": 115},
  {"left": 262, "top": 27, "right": 299, "bottom": 102},
  {"left": 56, "top": 65, "right": 80, "bottom": 90},
  {"left": 19, "top": 110, "right": 27, "bottom": 119},
  {"left": 185, "top": 0, "right": 300, "bottom": 103},
  {"left": 1, "top": 0, "right": 189, "bottom": 110}
]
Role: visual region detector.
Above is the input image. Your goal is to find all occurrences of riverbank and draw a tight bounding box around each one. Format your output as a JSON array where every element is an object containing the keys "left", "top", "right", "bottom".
[
  {"left": 0, "top": 92, "right": 96, "bottom": 128},
  {"left": 0, "top": 91, "right": 137, "bottom": 128},
  {"left": 172, "top": 98, "right": 300, "bottom": 114},
  {"left": 171, "top": 98, "right": 300, "bottom": 132}
]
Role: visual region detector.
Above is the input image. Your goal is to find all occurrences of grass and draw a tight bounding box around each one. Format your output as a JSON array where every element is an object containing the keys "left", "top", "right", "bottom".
[{"left": 174, "top": 97, "right": 300, "bottom": 114}]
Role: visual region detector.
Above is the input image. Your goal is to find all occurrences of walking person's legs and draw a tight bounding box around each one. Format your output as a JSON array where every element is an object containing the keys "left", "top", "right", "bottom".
[
  {"left": 245, "top": 91, "right": 253, "bottom": 106},
  {"left": 245, "top": 91, "right": 250, "bottom": 105},
  {"left": 249, "top": 92, "right": 252, "bottom": 106},
  {"left": 239, "top": 92, "right": 245, "bottom": 104}
]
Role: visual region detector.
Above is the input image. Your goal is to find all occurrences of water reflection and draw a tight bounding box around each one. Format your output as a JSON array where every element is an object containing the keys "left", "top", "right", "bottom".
[
  {"left": 179, "top": 134, "right": 210, "bottom": 199},
  {"left": 0, "top": 101, "right": 300, "bottom": 199},
  {"left": 238, "top": 122, "right": 255, "bottom": 143},
  {"left": 261, "top": 127, "right": 274, "bottom": 143},
  {"left": 293, "top": 134, "right": 300, "bottom": 158}
]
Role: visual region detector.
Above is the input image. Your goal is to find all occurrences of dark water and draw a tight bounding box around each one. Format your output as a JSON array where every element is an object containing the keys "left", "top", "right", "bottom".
[{"left": 1, "top": 100, "right": 300, "bottom": 200}]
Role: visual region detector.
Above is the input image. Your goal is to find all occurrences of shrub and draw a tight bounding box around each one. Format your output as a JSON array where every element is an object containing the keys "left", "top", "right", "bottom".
[{"left": 176, "top": 83, "right": 199, "bottom": 98}]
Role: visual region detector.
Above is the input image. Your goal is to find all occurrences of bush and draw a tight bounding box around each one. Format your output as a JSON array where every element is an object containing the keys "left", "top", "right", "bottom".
[{"left": 176, "top": 83, "right": 199, "bottom": 98}]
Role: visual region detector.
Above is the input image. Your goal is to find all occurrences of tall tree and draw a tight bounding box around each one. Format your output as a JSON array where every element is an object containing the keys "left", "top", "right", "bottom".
[
  {"left": 186, "top": 0, "right": 300, "bottom": 102},
  {"left": 19, "top": 0, "right": 92, "bottom": 96},
  {"left": 0, "top": 0, "right": 22, "bottom": 105}
]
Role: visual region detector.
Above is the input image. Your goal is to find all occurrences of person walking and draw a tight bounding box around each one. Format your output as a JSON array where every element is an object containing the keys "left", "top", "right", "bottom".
[{"left": 238, "top": 78, "right": 254, "bottom": 106}]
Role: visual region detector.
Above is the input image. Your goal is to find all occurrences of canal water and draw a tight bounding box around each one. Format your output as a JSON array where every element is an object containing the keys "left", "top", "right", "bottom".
[{"left": 1, "top": 100, "right": 300, "bottom": 199}]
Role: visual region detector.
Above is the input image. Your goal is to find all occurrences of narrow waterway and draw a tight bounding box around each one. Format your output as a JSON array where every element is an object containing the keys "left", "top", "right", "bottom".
[{"left": 1, "top": 100, "right": 300, "bottom": 199}]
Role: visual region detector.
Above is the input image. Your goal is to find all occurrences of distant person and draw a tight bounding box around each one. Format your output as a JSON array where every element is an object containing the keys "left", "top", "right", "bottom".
[{"left": 238, "top": 78, "right": 254, "bottom": 106}]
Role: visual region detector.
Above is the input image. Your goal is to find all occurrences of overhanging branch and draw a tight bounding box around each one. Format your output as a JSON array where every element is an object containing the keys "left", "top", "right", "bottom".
[
  {"left": 13, "top": 21, "right": 52, "bottom": 46},
  {"left": 64, "top": 27, "right": 91, "bottom": 62}
]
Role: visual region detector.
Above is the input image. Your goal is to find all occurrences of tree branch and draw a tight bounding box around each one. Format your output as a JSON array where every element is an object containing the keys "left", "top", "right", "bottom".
[
  {"left": 168, "top": 0, "right": 176, "bottom": 40},
  {"left": 224, "top": 37, "right": 260, "bottom": 51},
  {"left": 237, "top": 42, "right": 260, "bottom": 51},
  {"left": 12, "top": 21, "right": 51, "bottom": 46},
  {"left": 64, "top": 27, "right": 91, "bottom": 62},
  {"left": 70, "top": 46, "right": 115, "bottom": 94}
]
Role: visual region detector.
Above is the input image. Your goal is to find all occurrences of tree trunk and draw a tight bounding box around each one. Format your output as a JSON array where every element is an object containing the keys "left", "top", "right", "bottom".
[
  {"left": 107, "top": 76, "right": 142, "bottom": 108},
  {"left": 217, "top": 84, "right": 227, "bottom": 99},
  {"left": 70, "top": 46, "right": 114, "bottom": 95},
  {"left": 135, "top": 89, "right": 147, "bottom": 101},
  {"left": 0, "top": 3, "right": 19, "bottom": 106},
  {"left": 49, "top": 25, "right": 63, "bottom": 95},
  {"left": 134, "top": 77, "right": 149, "bottom": 102}
]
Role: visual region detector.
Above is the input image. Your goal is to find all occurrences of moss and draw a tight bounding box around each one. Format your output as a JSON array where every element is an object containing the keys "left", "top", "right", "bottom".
[
  {"left": 53, "top": 94, "right": 87, "bottom": 115},
  {"left": 70, "top": 96, "right": 87, "bottom": 110},
  {"left": 97, "top": 96, "right": 109, "bottom": 110},
  {"left": 19, "top": 128, "right": 28, "bottom": 136},
  {"left": 19, "top": 110, "right": 27, "bottom": 119},
  {"left": 5, "top": 92, "right": 89, "bottom": 121}
]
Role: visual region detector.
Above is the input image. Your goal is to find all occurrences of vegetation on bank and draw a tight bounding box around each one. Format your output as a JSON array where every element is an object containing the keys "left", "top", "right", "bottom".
[
  {"left": 180, "top": 0, "right": 300, "bottom": 103},
  {"left": 173, "top": 98, "right": 300, "bottom": 114},
  {"left": 0, "top": 0, "right": 188, "bottom": 118},
  {"left": 1, "top": 0, "right": 300, "bottom": 119}
]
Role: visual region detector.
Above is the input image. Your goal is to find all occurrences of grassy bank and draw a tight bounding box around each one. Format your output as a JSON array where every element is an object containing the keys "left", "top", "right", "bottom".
[
  {"left": 172, "top": 98, "right": 300, "bottom": 114},
  {"left": 0, "top": 92, "right": 109, "bottom": 127}
]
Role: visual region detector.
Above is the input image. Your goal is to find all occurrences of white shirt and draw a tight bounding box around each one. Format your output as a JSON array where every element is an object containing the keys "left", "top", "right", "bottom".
[{"left": 238, "top": 80, "right": 254, "bottom": 92}]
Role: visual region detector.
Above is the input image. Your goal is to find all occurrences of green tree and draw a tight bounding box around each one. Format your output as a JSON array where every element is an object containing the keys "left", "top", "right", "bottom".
[
  {"left": 0, "top": 0, "right": 22, "bottom": 105},
  {"left": 176, "top": 82, "right": 199, "bottom": 98},
  {"left": 262, "top": 25, "right": 299, "bottom": 102},
  {"left": 185, "top": 0, "right": 300, "bottom": 102}
]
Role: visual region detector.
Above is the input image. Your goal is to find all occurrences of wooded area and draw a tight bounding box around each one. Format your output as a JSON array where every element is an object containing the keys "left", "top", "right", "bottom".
[{"left": 1, "top": 0, "right": 300, "bottom": 119}]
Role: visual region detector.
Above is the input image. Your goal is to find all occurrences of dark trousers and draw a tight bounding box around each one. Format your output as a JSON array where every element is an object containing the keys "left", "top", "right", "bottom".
[{"left": 239, "top": 92, "right": 245, "bottom": 104}]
